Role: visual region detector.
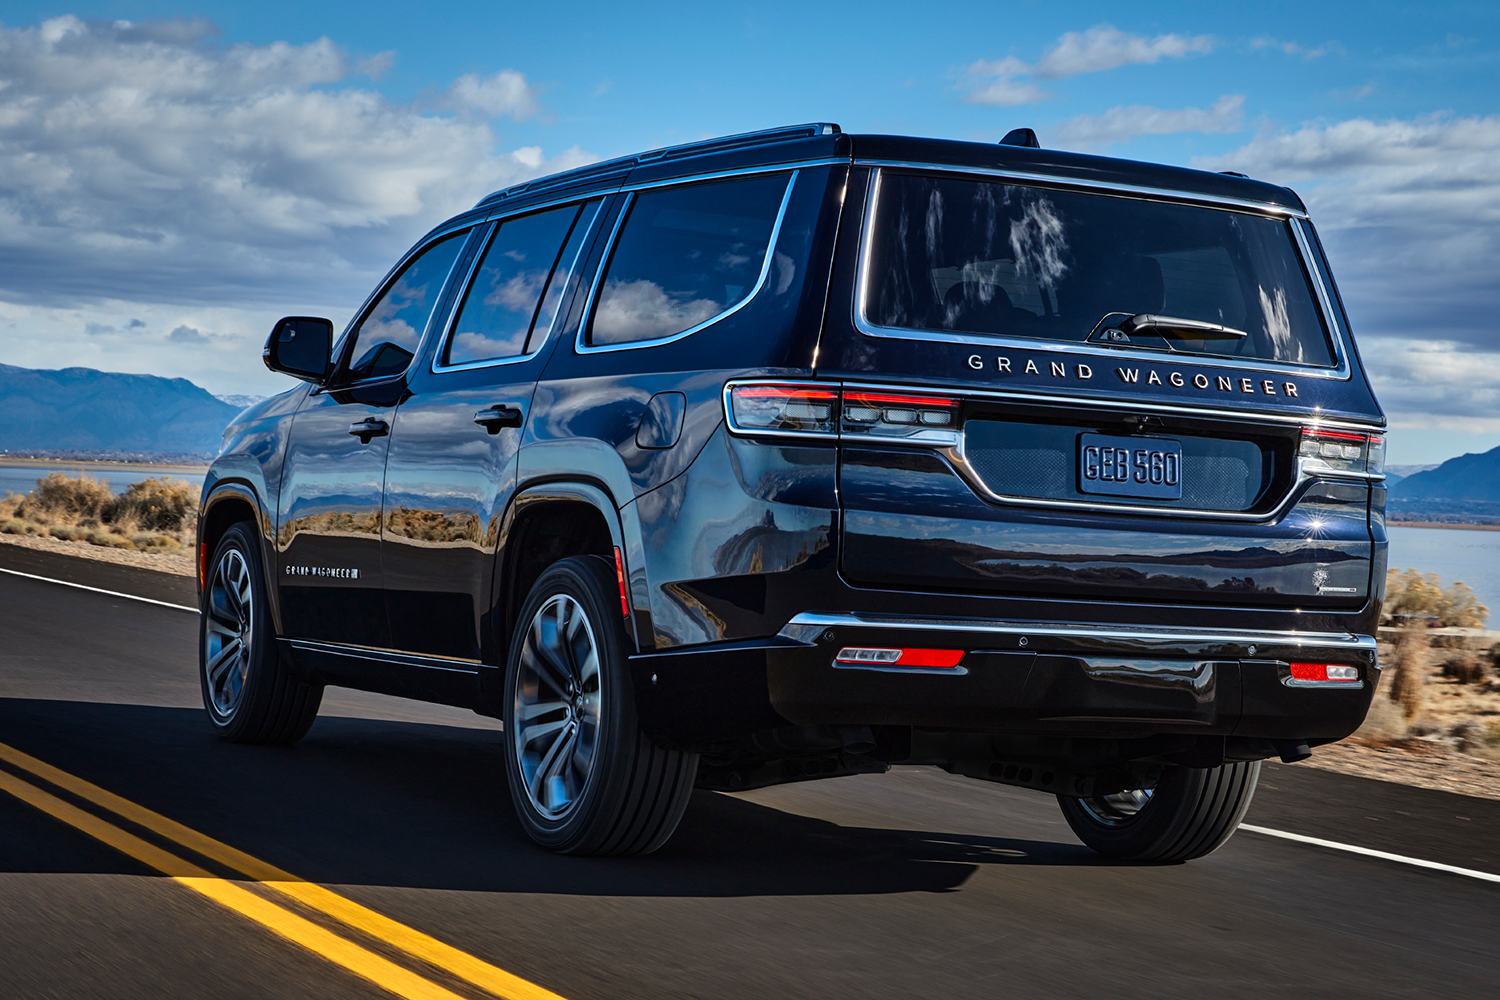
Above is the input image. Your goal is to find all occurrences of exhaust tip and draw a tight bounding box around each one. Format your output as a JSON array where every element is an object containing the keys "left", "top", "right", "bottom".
[{"left": 1273, "top": 739, "right": 1313, "bottom": 764}]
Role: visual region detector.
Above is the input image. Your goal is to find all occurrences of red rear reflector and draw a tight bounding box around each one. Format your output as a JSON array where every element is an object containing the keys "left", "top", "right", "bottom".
[
  {"left": 613, "top": 546, "right": 630, "bottom": 618},
  {"left": 834, "top": 647, "right": 965, "bottom": 668},
  {"left": 198, "top": 542, "right": 207, "bottom": 591},
  {"left": 1290, "top": 662, "right": 1359, "bottom": 682}
]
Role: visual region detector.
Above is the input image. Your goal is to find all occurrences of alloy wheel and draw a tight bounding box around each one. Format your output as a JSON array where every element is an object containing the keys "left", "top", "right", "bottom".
[
  {"left": 203, "top": 548, "right": 255, "bottom": 718},
  {"left": 1078, "top": 788, "right": 1154, "bottom": 827},
  {"left": 513, "top": 594, "right": 603, "bottom": 820}
]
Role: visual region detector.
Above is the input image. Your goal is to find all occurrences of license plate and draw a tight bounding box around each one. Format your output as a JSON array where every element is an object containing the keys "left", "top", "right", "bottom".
[{"left": 1078, "top": 433, "right": 1182, "bottom": 500}]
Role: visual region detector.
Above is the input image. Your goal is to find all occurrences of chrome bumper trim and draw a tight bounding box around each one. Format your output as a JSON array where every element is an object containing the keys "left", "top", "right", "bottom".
[{"left": 779, "top": 613, "right": 1377, "bottom": 652}]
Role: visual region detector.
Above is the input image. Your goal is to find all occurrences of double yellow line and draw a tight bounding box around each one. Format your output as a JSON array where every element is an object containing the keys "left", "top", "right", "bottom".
[{"left": 0, "top": 742, "right": 567, "bottom": 1000}]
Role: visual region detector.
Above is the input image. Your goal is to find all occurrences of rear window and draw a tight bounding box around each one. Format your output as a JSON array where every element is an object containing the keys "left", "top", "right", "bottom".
[{"left": 864, "top": 172, "right": 1334, "bottom": 367}]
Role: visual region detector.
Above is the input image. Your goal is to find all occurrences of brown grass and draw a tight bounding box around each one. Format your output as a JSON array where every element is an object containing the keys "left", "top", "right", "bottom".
[{"left": 0, "top": 473, "right": 196, "bottom": 553}]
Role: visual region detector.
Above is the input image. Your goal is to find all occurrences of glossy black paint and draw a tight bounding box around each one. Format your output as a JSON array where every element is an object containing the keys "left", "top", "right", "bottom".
[{"left": 202, "top": 127, "right": 1388, "bottom": 775}]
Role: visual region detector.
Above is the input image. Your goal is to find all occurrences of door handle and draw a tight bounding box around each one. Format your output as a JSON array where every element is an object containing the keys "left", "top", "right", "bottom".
[
  {"left": 348, "top": 417, "right": 389, "bottom": 443},
  {"left": 473, "top": 405, "right": 523, "bottom": 434}
]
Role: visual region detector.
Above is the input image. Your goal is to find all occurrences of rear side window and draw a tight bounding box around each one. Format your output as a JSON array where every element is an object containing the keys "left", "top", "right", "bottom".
[
  {"left": 443, "top": 203, "right": 595, "bottom": 367},
  {"left": 864, "top": 172, "right": 1334, "bottom": 367},
  {"left": 589, "top": 172, "right": 792, "bottom": 346},
  {"left": 344, "top": 231, "right": 467, "bottom": 382}
]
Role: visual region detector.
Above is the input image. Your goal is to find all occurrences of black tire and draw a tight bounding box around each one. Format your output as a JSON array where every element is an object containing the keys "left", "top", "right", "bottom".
[
  {"left": 502, "top": 555, "right": 697, "bottom": 856},
  {"left": 1057, "top": 761, "right": 1261, "bottom": 863},
  {"left": 200, "top": 522, "right": 322, "bottom": 744}
]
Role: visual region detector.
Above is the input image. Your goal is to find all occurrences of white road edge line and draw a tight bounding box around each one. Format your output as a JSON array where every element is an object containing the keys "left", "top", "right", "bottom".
[
  {"left": 0, "top": 566, "right": 197, "bottom": 613},
  {"left": 1241, "top": 823, "right": 1500, "bottom": 884}
]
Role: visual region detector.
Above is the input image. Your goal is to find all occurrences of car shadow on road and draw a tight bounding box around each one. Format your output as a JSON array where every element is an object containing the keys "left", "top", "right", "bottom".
[{"left": 0, "top": 698, "right": 1119, "bottom": 897}]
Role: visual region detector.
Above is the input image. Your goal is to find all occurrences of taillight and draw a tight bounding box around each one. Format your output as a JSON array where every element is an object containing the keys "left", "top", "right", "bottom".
[
  {"left": 725, "top": 381, "right": 963, "bottom": 444},
  {"left": 726, "top": 383, "right": 838, "bottom": 438},
  {"left": 1300, "top": 427, "right": 1384, "bottom": 476},
  {"left": 841, "top": 391, "right": 960, "bottom": 443}
]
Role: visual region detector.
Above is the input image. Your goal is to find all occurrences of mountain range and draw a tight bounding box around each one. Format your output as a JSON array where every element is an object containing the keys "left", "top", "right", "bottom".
[
  {"left": 0, "top": 363, "right": 247, "bottom": 456},
  {"left": 1388, "top": 445, "right": 1500, "bottom": 524}
]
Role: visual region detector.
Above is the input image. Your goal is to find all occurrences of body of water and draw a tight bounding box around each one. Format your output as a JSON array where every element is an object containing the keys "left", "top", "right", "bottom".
[
  {"left": 1387, "top": 525, "right": 1500, "bottom": 616},
  {"left": 0, "top": 463, "right": 207, "bottom": 499}
]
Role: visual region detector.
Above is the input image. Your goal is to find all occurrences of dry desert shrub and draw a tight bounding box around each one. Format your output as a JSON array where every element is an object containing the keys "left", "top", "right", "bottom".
[
  {"left": 1383, "top": 567, "right": 1489, "bottom": 627},
  {"left": 107, "top": 477, "right": 197, "bottom": 534},
  {"left": 2, "top": 472, "right": 198, "bottom": 552},
  {"left": 1388, "top": 625, "right": 1430, "bottom": 721},
  {"left": 16, "top": 472, "right": 113, "bottom": 522},
  {"left": 1440, "top": 649, "right": 1493, "bottom": 685}
]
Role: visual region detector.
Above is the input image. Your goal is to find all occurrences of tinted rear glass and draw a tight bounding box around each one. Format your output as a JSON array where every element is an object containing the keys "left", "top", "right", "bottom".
[
  {"left": 865, "top": 173, "right": 1334, "bottom": 367},
  {"left": 444, "top": 204, "right": 580, "bottom": 366},
  {"left": 589, "top": 172, "right": 791, "bottom": 346}
]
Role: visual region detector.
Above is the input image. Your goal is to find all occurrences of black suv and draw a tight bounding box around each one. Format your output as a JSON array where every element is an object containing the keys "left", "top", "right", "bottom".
[{"left": 200, "top": 123, "right": 1386, "bottom": 862}]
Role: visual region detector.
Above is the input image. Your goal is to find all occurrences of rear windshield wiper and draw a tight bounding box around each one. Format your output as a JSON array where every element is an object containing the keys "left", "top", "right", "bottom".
[{"left": 1119, "top": 314, "right": 1248, "bottom": 339}]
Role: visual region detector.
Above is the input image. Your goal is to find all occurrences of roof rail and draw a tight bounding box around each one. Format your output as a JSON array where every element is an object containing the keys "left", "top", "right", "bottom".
[{"left": 475, "top": 122, "right": 840, "bottom": 209}]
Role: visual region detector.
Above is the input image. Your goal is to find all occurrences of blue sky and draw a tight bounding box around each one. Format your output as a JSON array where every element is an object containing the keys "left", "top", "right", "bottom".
[{"left": 0, "top": 1, "right": 1496, "bottom": 463}]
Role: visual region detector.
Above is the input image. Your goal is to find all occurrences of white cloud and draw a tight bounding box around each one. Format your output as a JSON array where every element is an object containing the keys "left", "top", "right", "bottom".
[
  {"left": 964, "top": 77, "right": 1051, "bottom": 107},
  {"left": 1051, "top": 95, "right": 1245, "bottom": 150},
  {"left": 1195, "top": 114, "right": 1500, "bottom": 347},
  {"left": 1031, "top": 26, "right": 1214, "bottom": 79},
  {"left": 446, "top": 69, "right": 540, "bottom": 119},
  {"left": 0, "top": 17, "right": 580, "bottom": 313},
  {"left": 0, "top": 16, "right": 593, "bottom": 395},
  {"left": 1197, "top": 114, "right": 1500, "bottom": 430},
  {"left": 1250, "top": 37, "right": 1342, "bottom": 61},
  {"left": 356, "top": 50, "right": 396, "bottom": 79},
  {"left": 964, "top": 24, "right": 1213, "bottom": 105}
]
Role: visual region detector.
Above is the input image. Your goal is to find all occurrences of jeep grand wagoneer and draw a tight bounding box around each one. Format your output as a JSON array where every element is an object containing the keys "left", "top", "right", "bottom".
[{"left": 199, "top": 123, "right": 1385, "bottom": 861}]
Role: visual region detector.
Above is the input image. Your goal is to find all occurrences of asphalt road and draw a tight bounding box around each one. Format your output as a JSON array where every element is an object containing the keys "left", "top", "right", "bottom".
[{"left": 1, "top": 543, "right": 1497, "bottom": 1000}]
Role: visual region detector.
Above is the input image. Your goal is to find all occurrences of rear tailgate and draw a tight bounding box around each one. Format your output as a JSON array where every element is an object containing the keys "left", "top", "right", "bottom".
[{"left": 817, "top": 160, "right": 1385, "bottom": 610}]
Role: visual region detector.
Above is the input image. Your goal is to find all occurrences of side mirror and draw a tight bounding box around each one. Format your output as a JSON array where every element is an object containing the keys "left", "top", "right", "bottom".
[{"left": 263, "top": 316, "right": 333, "bottom": 384}]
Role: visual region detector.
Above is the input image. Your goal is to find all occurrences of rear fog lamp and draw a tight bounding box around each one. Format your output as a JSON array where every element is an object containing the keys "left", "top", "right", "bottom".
[
  {"left": 1289, "top": 662, "right": 1360, "bottom": 683},
  {"left": 834, "top": 647, "right": 965, "bottom": 669},
  {"left": 1299, "top": 427, "right": 1383, "bottom": 475},
  {"left": 728, "top": 383, "right": 839, "bottom": 437}
]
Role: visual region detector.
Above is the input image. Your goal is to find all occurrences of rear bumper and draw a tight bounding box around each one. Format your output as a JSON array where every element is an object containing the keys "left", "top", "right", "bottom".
[{"left": 765, "top": 612, "right": 1378, "bottom": 741}]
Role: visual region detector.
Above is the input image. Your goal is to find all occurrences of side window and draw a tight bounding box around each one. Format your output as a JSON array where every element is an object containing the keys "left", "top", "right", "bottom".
[
  {"left": 443, "top": 202, "right": 594, "bottom": 367},
  {"left": 589, "top": 172, "right": 792, "bottom": 346},
  {"left": 342, "top": 231, "right": 467, "bottom": 382}
]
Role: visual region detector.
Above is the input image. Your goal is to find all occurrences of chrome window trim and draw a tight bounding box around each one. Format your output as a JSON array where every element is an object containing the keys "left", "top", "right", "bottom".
[
  {"left": 478, "top": 157, "right": 844, "bottom": 219},
  {"left": 430, "top": 200, "right": 605, "bottom": 375},
  {"left": 317, "top": 223, "right": 479, "bottom": 395},
  {"left": 575, "top": 170, "right": 800, "bottom": 355},
  {"left": 855, "top": 158, "right": 1310, "bottom": 218},
  {"left": 851, "top": 166, "right": 1355, "bottom": 382},
  {"left": 779, "top": 612, "right": 1378, "bottom": 652}
]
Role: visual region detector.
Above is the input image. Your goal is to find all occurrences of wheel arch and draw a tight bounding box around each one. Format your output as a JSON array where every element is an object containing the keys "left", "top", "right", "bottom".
[
  {"left": 496, "top": 480, "right": 643, "bottom": 650},
  {"left": 199, "top": 482, "right": 282, "bottom": 633}
]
